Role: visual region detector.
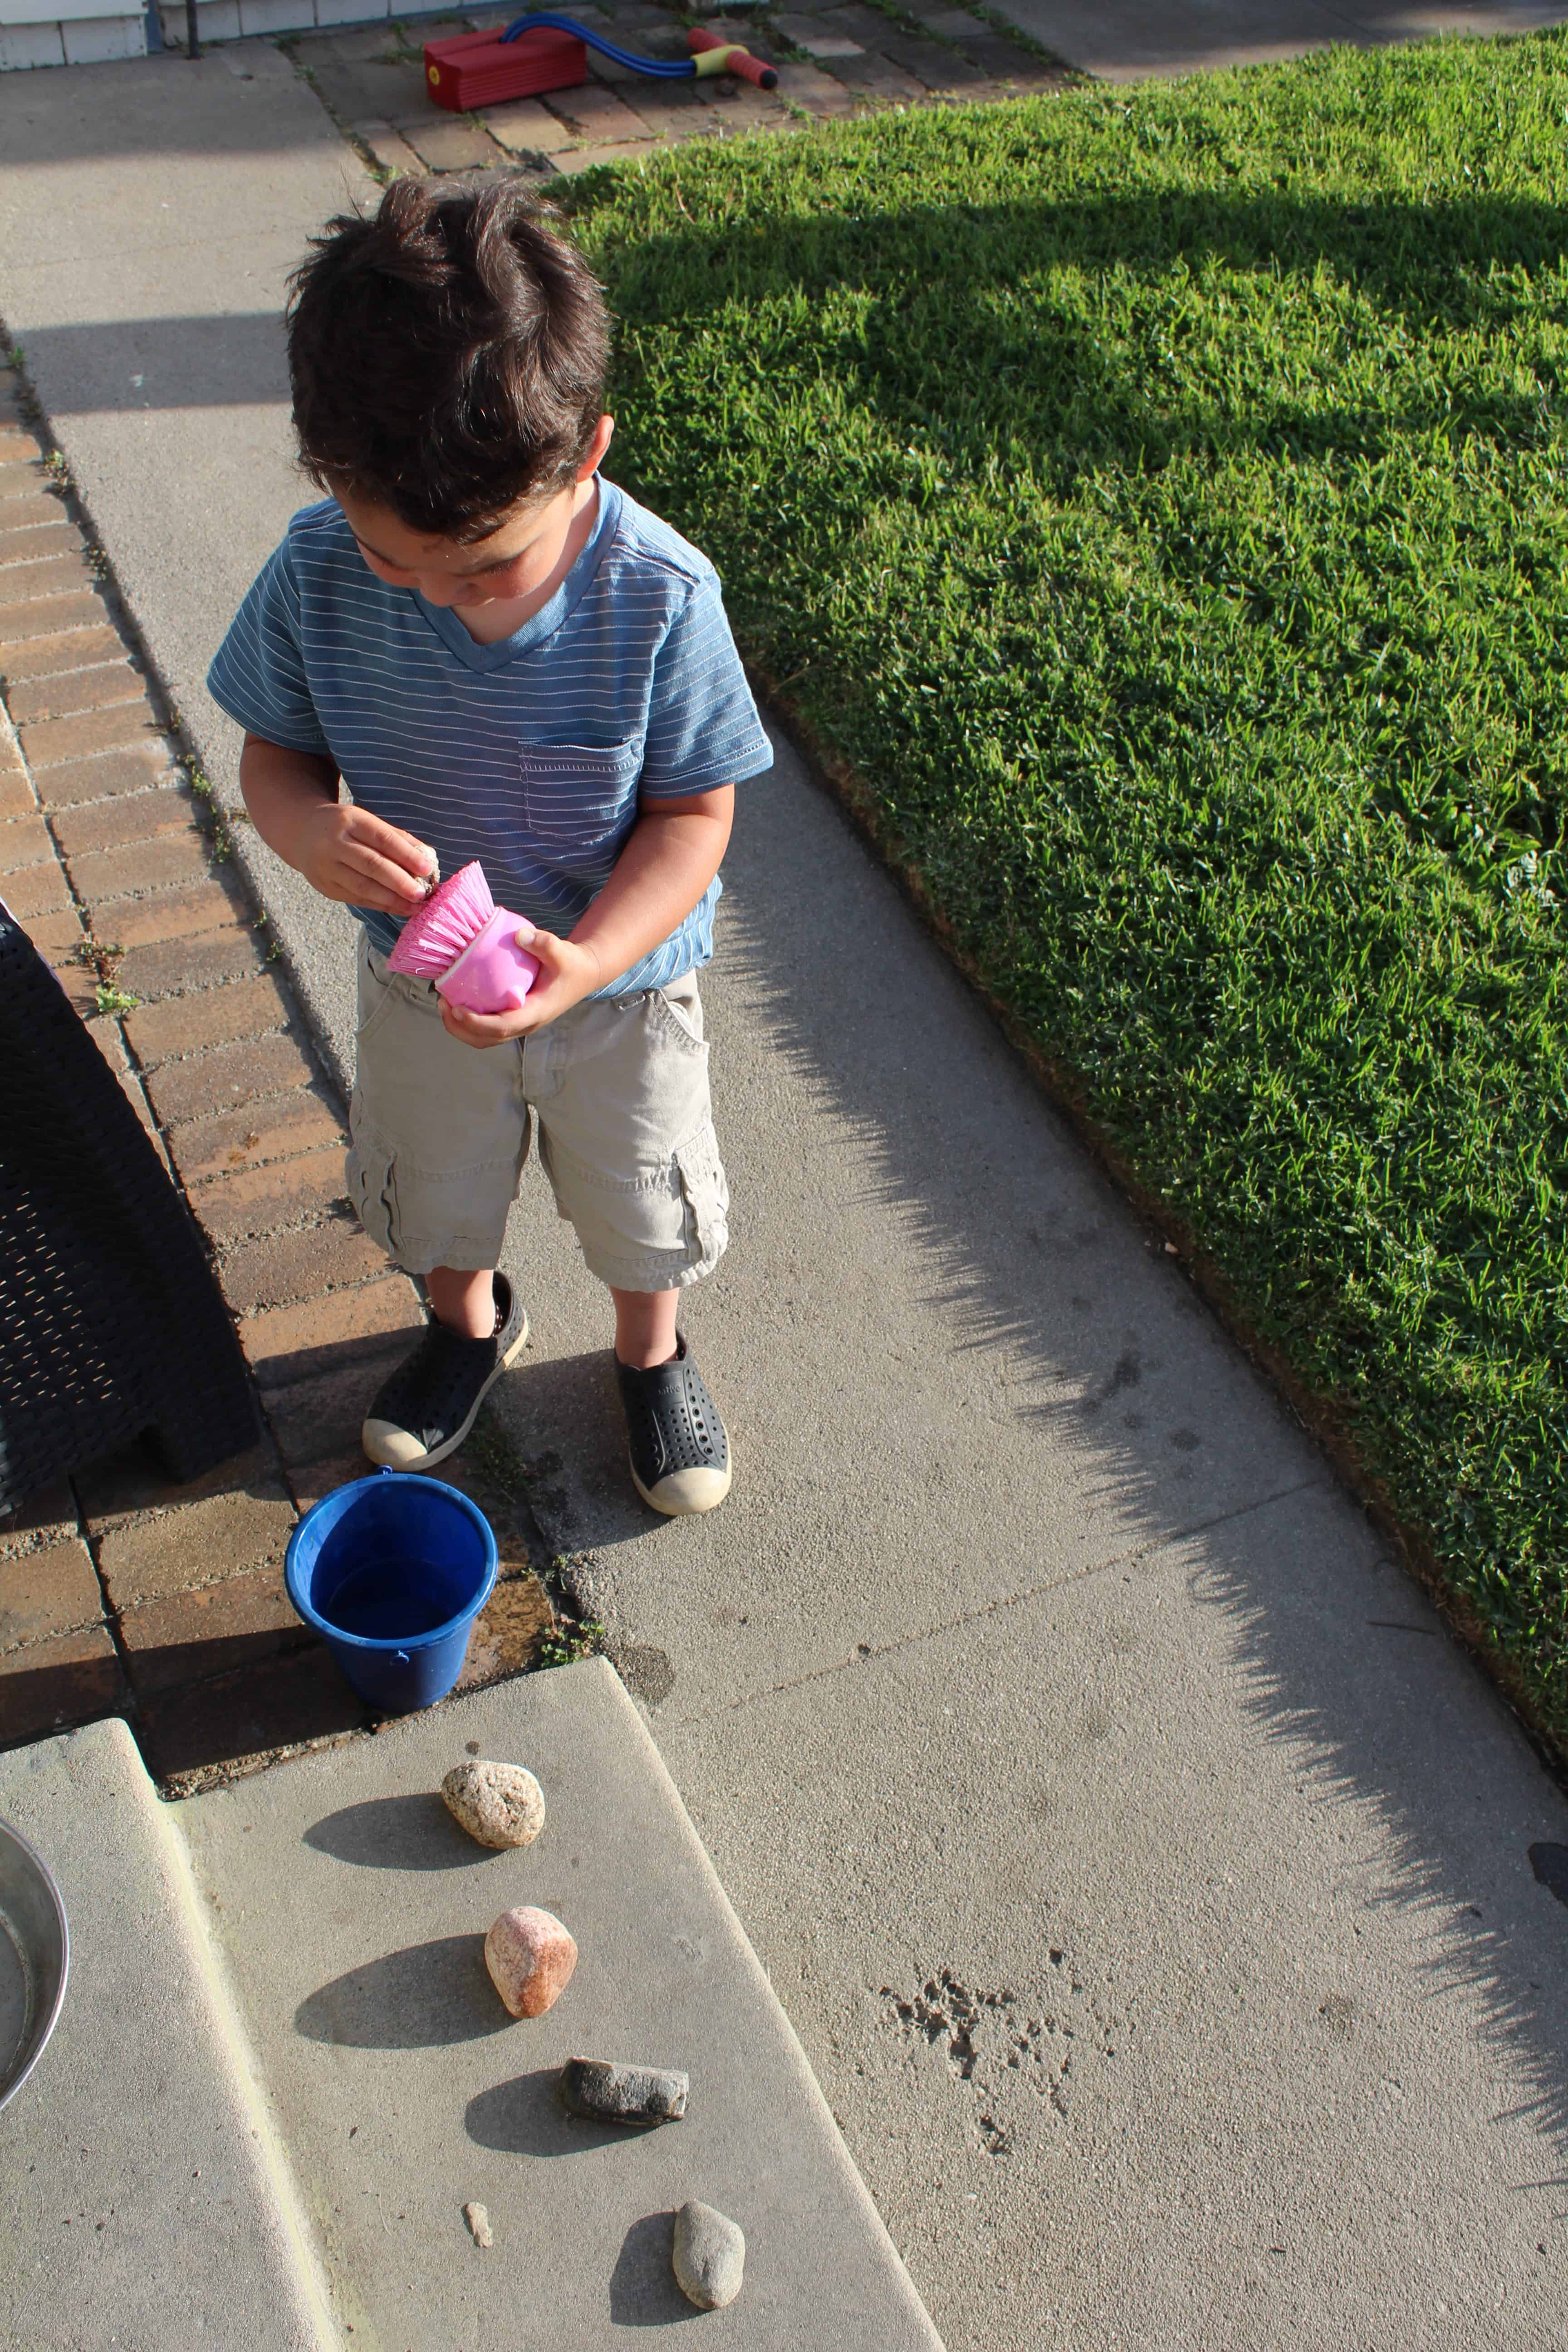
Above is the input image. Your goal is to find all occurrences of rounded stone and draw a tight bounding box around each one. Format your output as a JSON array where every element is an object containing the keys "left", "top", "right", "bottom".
[
  {"left": 485, "top": 1905, "right": 578, "bottom": 2019},
  {"left": 559, "top": 2056, "right": 688, "bottom": 2126},
  {"left": 672, "top": 2200, "right": 745, "bottom": 2311},
  {"left": 441, "top": 1759, "right": 545, "bottom": 1850}
]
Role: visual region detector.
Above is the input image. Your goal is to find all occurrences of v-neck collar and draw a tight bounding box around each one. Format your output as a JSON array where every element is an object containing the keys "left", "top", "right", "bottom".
[{"left": 413, "top": 476, "right": 622, "bottom": 672}]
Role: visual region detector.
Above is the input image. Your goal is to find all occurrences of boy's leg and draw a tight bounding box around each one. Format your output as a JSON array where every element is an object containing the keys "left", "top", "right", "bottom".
[
  {"left": 429, "top": 1266, "right": 506, "bottom": 1339},
  {"left": 346, "top": 938, "right": 531, "bottom": 1468},
  {"left": 528, "top": 973, "right": 731, "bottom": 1515},
  {"left": 610, "top": 1285, "right": 679, "bottom": 1370}
]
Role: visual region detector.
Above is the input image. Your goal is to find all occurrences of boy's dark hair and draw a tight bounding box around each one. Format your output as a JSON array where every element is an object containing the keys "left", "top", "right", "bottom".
[{"left": 287, "top": 176, "right": 611, "bottom": 542}]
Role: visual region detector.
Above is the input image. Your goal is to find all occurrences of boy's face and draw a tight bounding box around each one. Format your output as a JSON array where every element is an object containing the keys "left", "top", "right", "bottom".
[{"left": 334, "top": 414, "right": 613, "bottom": 613}]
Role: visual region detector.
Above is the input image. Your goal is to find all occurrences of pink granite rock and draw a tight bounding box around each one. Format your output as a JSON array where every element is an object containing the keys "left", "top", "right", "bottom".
[{"left": 485, "top": 1905, "right": 578, "bottom": 2019}]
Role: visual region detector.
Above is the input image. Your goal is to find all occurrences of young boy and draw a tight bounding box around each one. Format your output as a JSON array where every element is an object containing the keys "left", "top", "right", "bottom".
[{"left": 206, "top": 176, "right": 772, "bottom": 1515}]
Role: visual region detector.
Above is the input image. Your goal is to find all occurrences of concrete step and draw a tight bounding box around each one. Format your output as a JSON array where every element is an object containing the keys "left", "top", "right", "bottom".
[
  {"left": 0, "top": 1717, "right": 334, "bottom": 2350},
  {"left": 176, "top": 1659, "right": 942, "bottom": 2345}
]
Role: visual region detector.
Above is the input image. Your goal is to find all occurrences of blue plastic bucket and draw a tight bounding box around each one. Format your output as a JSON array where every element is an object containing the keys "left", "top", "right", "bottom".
[{"left": 285, "top": 1471, "right": 498, "bottom": 1714}]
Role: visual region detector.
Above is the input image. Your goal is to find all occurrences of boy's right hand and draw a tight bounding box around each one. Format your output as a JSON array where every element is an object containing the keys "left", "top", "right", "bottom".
[{"left": 285, "top": 800, "right": 437, "bottom": 917}]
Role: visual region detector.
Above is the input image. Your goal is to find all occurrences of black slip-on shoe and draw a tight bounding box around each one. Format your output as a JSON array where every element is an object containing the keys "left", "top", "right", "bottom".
[
  {"left": 615, "top": 1334, "right": 732, "bottom": 1516},
  {"left": 361, "top": 1274, "right": 528, "bottom": 1471}
]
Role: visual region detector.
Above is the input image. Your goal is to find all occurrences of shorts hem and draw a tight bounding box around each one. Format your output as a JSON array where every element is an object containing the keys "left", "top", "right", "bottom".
[
  {"left": 382, "top": 1235, "right": 512, "bottom": 1277},
  {"left": 578, "top": 1240, "right": 726, "bottom": 1293}
]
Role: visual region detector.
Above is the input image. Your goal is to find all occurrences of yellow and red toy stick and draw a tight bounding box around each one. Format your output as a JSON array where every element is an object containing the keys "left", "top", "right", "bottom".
[{"left": 687, "top": 26, "right": 779, "bottom": 86}]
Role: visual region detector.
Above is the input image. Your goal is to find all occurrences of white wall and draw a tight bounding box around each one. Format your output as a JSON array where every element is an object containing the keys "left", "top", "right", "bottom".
[
  {"left": 0, "top": 0, "right": 399, "bottom": 65},
  {"left": 0, "top": 13, "right": 147, "bottom": 62}
]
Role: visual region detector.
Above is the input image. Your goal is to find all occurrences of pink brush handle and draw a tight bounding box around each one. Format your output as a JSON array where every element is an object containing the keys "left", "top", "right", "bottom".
[{"left": 435, "top": 906, "right": 542, "bottom": 1016}]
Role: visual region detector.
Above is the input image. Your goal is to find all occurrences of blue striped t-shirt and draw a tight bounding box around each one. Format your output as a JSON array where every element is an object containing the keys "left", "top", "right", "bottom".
[{"left": 206, "top": 478, "right": 773, "bottom": 995}]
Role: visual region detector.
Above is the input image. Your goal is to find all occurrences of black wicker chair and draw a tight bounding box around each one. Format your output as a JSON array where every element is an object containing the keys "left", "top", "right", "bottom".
[{"left": 0, "top": 903, "right": 258, "bottom": 1514}]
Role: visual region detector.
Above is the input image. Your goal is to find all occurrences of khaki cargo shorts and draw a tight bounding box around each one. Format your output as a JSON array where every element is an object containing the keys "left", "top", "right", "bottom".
[{"left": 346, "top": 936, "right": 729, "bottom": 1294}]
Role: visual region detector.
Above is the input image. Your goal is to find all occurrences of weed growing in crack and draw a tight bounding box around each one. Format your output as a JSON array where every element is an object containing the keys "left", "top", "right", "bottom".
[
  {"left": 74, "top": 934, "right": 126, "bottom": 988},
  {"left": 537, "top": 1617, "right": 606, "bottom": 1669}
]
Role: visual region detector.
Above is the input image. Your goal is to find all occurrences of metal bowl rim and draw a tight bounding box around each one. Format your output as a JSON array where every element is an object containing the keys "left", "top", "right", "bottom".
[{"left": 0, "top": 1813, "right": 69, "bottom": 2117}]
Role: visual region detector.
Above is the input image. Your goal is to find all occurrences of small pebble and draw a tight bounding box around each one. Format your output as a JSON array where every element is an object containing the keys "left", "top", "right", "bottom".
[
  {"left": 463, "top": 2201, "right": 492, "bottom": 2249},
  {"left": 441, "top": 1759, "right": 546, "bottom": 1850},
  {"left": 485, "top": 1905, "right": 578, "bottom": 2018},
  {"left": 672, "top": 2200, "right": 745, "bottom": 2310},
  {"left": 559, "top": 2056, "right": 688, "bottom": 2127}
]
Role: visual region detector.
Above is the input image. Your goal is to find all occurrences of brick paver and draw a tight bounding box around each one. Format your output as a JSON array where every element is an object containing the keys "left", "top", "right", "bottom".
[
  {"left": 33, "top": 742, "right": 183, "bottom": 811},
  {"left": 0, "top": 813, "right": 53, "bottom": 872},
  {"left": 0, "top": 1539, "right": 104, "bottom": 1652},
  {"left": 9, "top": 661, "right": 145, "bottom": 727},
  {"left": 0, "top": 368, "right": 559, "bottom": 1781},
  {"left": 196, "top": 1144, "right": 352, "bottom": 1246},
  {"left": 65, "top": 829, "right": 212, "bottom": 903},
  {"left": 142, "top": 1026, "right": 319, "bottom": 1125},
  {"left": 51, "top": 783, "right": 195, "bottom": 859},
  {"left": 125, "top": 970, "right": 293, "bottom": 1066},
  {"left": 2, "top": 623, "right": 124, "bottom": 685}
]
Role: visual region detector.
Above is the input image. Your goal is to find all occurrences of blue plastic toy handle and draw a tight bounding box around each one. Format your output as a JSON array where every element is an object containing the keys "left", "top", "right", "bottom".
[{"left": 501, "top": 10, "right": 696, "bottom": 75}]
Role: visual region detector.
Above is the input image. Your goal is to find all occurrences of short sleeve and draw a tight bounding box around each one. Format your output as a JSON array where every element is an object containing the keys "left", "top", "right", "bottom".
[
  {"left": 206, "top": 534, "right": 332, "bottom": 756},
  {"left": 639, "top": 573, "right": 773, "bottom": 799}
]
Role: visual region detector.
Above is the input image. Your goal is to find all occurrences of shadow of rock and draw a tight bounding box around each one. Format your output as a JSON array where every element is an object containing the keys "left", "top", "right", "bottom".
[
  {"left": 303, "top": 1793, "right": 495, "bottom": 1871},
  {"left": 294, "top": 1934, "right": 508, "bottom": 2048},
  {"left": 465, "top": 2067, "right": 632, "bottom": 2158},
  {"left": 608, "top": 2211, "right": 700, "bottom": 2328}
]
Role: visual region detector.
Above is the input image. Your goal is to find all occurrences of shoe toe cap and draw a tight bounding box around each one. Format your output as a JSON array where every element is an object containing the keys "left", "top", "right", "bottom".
[
  {"left": 637, "top": 1460, "right": 732, "bottom": 1517},
  {"left": 362, "top": 1418, "right": 432, "bottom": 1470}
]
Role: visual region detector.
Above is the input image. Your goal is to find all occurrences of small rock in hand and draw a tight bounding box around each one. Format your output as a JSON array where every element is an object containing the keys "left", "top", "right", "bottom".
[
  {"left": 485, "top": 1905, "right": 577, "bottom": 2018},
  {"left": 463, "top": 2201, "right": 492, "bottom": 2249},
  {"left": 559, "top": 2056, "right": 688, "bottom": 2127},
  {"left": 441, "top": 1759, "right": 545, "bottom": 1850},
  {"left": 672, "top": 2200, "right": 745, "bottom": 2310}
]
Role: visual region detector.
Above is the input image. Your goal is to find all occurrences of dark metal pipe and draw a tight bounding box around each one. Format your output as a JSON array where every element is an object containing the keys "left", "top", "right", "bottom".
[{"left": 186, "top": 0, "right": 199, "bottom": 57}]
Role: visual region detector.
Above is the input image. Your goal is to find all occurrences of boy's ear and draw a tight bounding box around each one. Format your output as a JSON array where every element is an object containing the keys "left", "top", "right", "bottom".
[{"left": 575, "top": 414, "right": 615, "bottom": 481}]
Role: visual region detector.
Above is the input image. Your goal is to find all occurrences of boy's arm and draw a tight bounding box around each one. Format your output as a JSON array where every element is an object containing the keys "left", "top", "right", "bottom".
[
  {"left": 240, "top": 733, "right": 436, "bottom": 918},
  {"left": 442, "top": 786, "right": 734, "bottom": 1048}
]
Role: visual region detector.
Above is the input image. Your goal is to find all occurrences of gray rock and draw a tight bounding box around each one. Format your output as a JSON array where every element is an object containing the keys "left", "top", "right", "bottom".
[
  {"left": 558, "top": 2055, "right": 688, "bottom": 2126},
  {"left": 672, "top": 2200, "right": 745, "bottom": 2310},
  {"left": 441, "top": 1759, "right": 545, "bottom": 1850}
]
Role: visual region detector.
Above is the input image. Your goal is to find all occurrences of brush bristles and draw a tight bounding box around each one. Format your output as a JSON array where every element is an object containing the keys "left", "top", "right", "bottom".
[{"left": 386, "top": 861, "right": 497, "bottom": 977}]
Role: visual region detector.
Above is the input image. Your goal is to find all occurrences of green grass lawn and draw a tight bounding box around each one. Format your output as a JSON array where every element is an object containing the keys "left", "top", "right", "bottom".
[{"left": 568, "top": 31, "right": 1568, "bottom": 1745}]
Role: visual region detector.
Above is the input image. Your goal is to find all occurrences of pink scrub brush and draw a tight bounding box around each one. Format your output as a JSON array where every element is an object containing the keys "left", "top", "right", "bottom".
[{"left": 385, "top": 861, "right": 541, "bottom": 1015}]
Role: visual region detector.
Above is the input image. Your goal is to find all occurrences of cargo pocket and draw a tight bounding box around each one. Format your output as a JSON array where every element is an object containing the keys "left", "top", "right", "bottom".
[
  {"left": 674, "top": 1118, "right": 729, "bottom": 1273},
  {"left": 346, "top": 1124, "right": 400, "bottom": 1259}
]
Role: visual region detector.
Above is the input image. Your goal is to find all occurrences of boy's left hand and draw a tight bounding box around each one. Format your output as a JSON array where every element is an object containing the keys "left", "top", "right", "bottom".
[{"left": 438, "top": 928, "right": 605, "bottom": 1049}]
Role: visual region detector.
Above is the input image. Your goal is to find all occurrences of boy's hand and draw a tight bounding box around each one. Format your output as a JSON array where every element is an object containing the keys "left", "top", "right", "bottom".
[
  {"left": 286, "top": 799, "right": 437, "bottom": 917},
  {"left": 439, "top": 928, "right": 604, "bottom": 1049}
]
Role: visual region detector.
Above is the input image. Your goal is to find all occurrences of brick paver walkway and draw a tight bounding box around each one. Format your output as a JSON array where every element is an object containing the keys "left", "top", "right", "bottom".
[
  {"left": 0, "top": 368, "right": 559, "bottom": 1790},
  {"left": 290, "top": 0, "right": 1065, "bottom": 181}
]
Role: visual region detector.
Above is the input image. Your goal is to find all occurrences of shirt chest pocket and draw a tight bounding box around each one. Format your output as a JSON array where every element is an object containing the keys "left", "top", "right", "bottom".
[{"left": 519, "top": 740, "right": 641, "bottom": 866}]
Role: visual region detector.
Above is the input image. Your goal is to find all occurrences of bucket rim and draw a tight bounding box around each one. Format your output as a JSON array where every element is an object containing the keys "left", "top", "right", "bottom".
[{"left": 284, "top": 1470, "right": 498, "bottom": 1655}]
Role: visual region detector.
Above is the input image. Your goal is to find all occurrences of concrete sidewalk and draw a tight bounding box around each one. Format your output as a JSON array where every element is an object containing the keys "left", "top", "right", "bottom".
[
  {"left": 4, "top": 40, "right": 1568, "bottom": 2352},
  {"left": 988, "top": 0, "right": 1568, "bottom": 83}
]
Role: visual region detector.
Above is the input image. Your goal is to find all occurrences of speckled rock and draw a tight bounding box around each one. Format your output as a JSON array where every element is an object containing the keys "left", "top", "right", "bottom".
[
  {"left": 672, "top": 2200, "right": 745, "bottom": 2310},
  {"left": 559, "top": 2056, "right": 688, "bottom": 2126},
  {"left": 441, "top": 1759, "right": 545, "bottom": 1850},
  {"left": 485, "top": 1905, "right": 578, "bottom": 2018}
]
